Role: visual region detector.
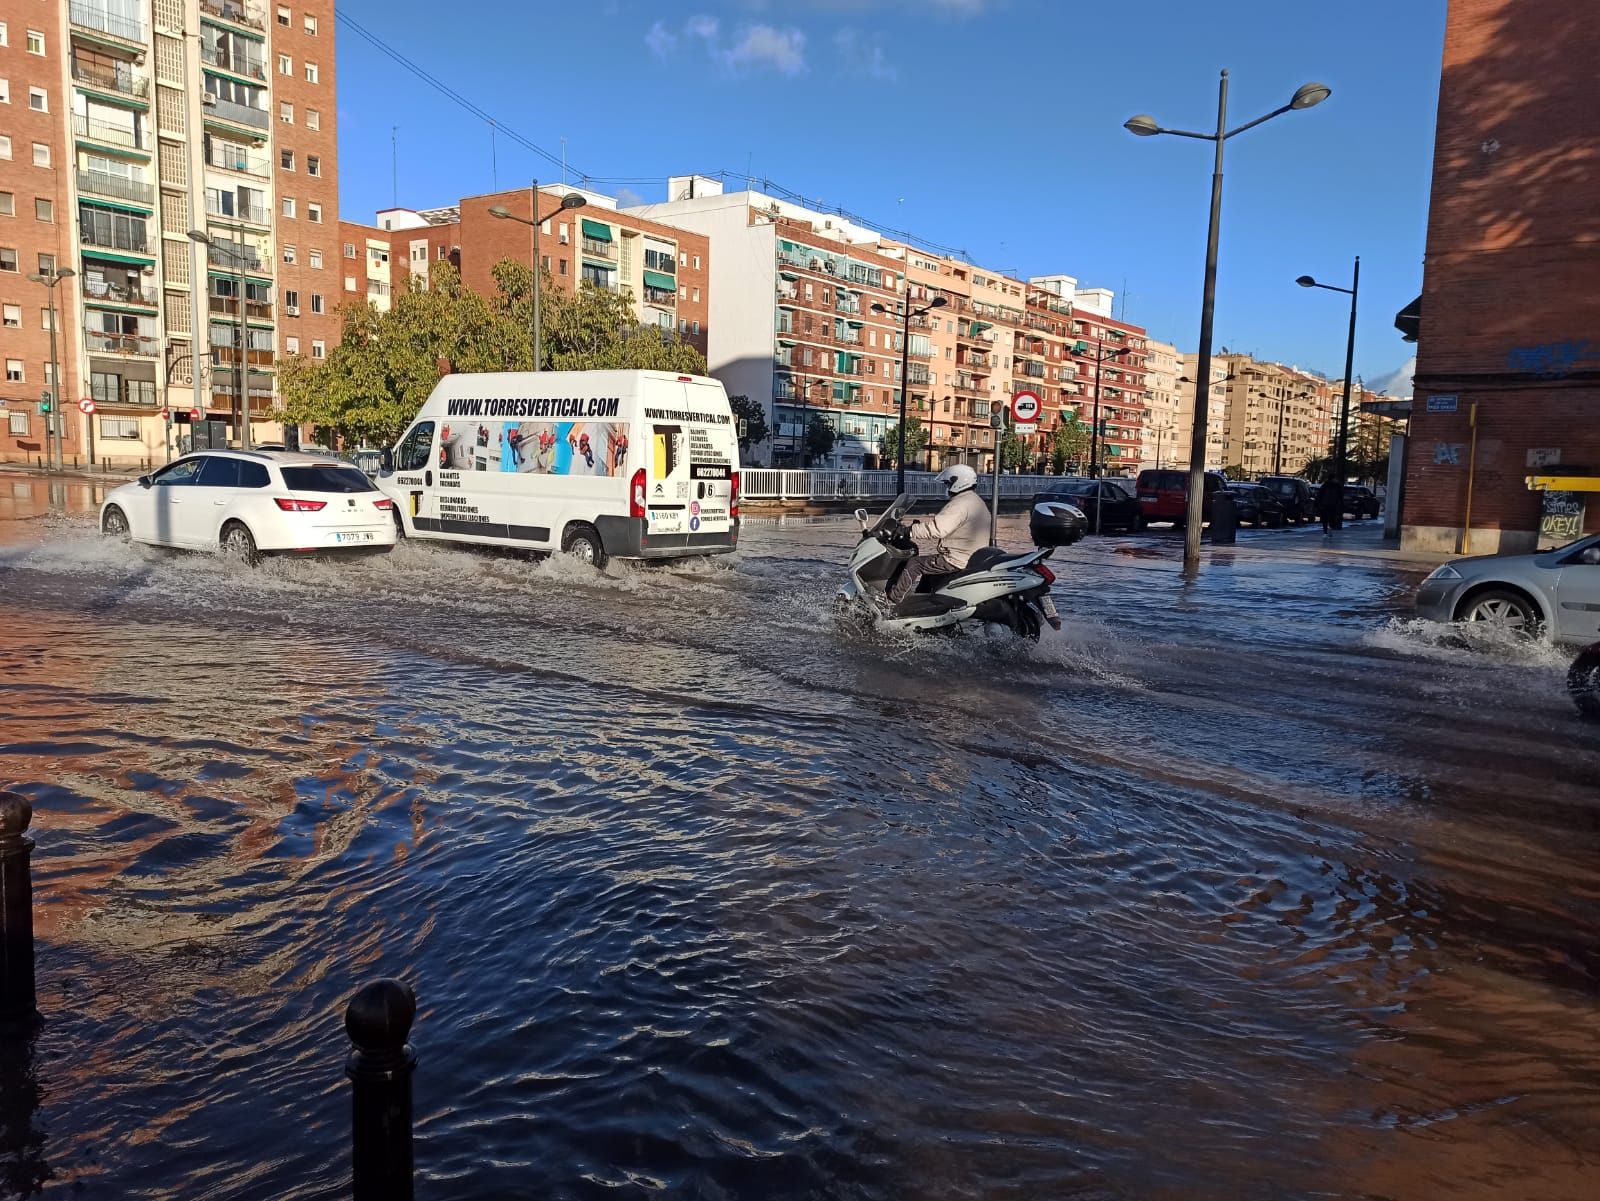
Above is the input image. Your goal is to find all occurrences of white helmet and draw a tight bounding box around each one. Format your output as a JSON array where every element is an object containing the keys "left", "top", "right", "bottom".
[{"left": 936, "top": 464, "right": 978, "bottom": 495}]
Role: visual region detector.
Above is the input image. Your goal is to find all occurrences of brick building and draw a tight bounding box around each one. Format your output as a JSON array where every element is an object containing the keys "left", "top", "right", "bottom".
[{"left": 1402, "top": 0, "right": 1600, "bottom": 552}]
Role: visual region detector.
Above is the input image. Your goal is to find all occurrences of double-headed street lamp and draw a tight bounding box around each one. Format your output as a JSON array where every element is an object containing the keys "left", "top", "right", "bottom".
[
  {"left": 871, "top": 293, "right": 947, "bottom": 493},
  {"left": 1125, "top": 73, "right": 1330, "bottom": 575},
  {"left": 28, "top": 266, "right": 76, "bottom": 471},
  {"left": 1296, "top": 257, "right": 1359, "bottom": 529},
  {"left": 489, "top": 184, "right": 587, "bottom": 371},
  {"left": 188, "top": 229, "right": 254, "bottom": 450},
  {"left": 788, "top": 373, "right": 829, "bottom": 467}
]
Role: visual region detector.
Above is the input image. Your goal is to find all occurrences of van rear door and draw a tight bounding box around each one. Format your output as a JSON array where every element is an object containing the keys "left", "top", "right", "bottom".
[{"left": 641, "top": 378, "right": 738, "bottom": 554}]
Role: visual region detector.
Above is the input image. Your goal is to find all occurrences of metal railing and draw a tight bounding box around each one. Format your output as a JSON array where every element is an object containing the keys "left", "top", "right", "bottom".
[
  {"left": 69, "top": 1, "right": 146, "bottom": 41},
  {"left": 72, "top": 113, "right": 146, "bottom": 150},
  {"left": 206, "top": 146, "right": 270, "bottom": 176},
  {"left": 741, "top": 469, "right": 1071, "bottom": 502},
  {"left": 580, "top": 238, "right": 615, "bottom": 260},
  {"left": 208, "top": 295, "right": 273, "bottom": 319},
  {"left": 71, "top": 58, "right": 149, "bottom": 97},
  {"left": 84, "top": 330, "right": 159, "bottom": 355},
  {"left": 79, "top": 224, "right": 150, "bottom": 254},
  {"left": 206, "top": 199, "right": 270, "bottom": 225},
  {"left": 77, "top": 170, "right": 155, "bottom": 206},
  {"left": 200, "top": 0, "right": 266, "bottom": 31},
  {"left": 203, "top": 96, "right": 270, "bottom": 130},
  {"left": 83, "top": 278, "right": 157, "bottom": 306},
  {"left": 200, "top": 43, "right": 267, "bottom": 80},
  {"left": 206, "top": 242, "right": 263, "bottom": 272}
]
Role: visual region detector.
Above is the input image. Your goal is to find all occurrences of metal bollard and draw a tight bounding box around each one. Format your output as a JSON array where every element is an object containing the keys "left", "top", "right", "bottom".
[
  {"left": 0, "top": 793, "right": 36, "bottom": 1025},
  {"left": 345, "top": 979, "right": 417, "bottom": 1201}
]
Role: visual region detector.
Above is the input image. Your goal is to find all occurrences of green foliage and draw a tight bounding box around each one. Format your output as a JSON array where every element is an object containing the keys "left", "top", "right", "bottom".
[
  {"left": 879, "top": 416, "right": 929, "bottom": 468},
  {"left": 806, "top": 414, "right": 836, "bottom": 460},
  {"left": 277, "top": 259, "right": 708, "bottom": 447},
  {"left": 998, "top": 414, "right": 1029, "bottom": 472},
  {"left": 727, "top": 394, "right": 769, "bottom": 450},
  {"left": 1051, "top": 421, "right": 1091, "bottom": 475},
  {"left": 1223, "top": 463, "right": 1250, "bottom": 481}
]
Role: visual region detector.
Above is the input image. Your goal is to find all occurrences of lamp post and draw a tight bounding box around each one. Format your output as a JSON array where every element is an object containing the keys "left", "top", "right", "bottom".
[
  {"left": 28, "top": 267, "right": 76, "bottom": 471},
  {"left": 1077, "top": 340, "right": 1133, "bottom": 534},
  {"left": 789, "top": 373, "right": 828, "bottom": 467},
  {"left": 1125, "top": 74, "right": 1330, "bottom": 574},
  {"left": 872, "top": 293, "right": 947, "bottom": 493},
  {"left": 489, "top": 185, "right": 587, "bottom": 370},
  {"left": 187, "top": 229, "right": 252, "bottom": 450},
  {"left": 1153, "top": 422, "right": 1175, "bottom": 470},
  {"left": 1296, "top": 257, "right": 1359, "bottom": 529}
]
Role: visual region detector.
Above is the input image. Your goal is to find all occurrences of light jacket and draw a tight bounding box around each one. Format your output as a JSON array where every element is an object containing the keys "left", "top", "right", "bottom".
[{"left": 913, "top": 488, "right": 989, "bottom": 568}]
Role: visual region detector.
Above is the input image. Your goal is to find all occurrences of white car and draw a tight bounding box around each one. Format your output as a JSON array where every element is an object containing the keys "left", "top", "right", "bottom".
[{"left": 99, "top": 450, "right": 397, "bottom": 564}]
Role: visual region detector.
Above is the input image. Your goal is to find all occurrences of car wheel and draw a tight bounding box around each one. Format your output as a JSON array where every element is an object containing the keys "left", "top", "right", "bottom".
[
  {"left": 561, "top": 523, "right": 607, "bottom": 568},
  {"left": 1458, "top": 588, "right": 1542, "bottom": 637},
  {"left": 219, "top": 521, "right": 260, "bottom": 567},
  {"left": 1569, "top": 650, "right": 1600, "bottom": 719},
  {"left": 102, "top": 505, "right": 130, "bottom": 541}
]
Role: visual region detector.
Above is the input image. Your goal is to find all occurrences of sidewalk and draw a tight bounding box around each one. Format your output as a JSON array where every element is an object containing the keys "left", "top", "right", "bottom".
[
  {"left": 0, "top": 461, "right": 145, "bottom": 483},
  {"left": 1209, "top": 520, "right": 1451, "bottom": 568}
]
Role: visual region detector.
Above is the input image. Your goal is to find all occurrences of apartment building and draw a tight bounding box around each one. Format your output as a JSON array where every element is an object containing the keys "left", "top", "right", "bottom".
[
  {"left": 1175, "top": 353, "right": 1229, "bottom": 470},
  {"left": 1213, "top": 353, "right": 1338, "bottom": 477},
  {"left": 1066, "top": 302, "right": 1150, "bottom": 478},
  {"left": 0, "top": 0, "right": 339, "bottom": 465},
  {"left": 1141, "top": 339, "right": 1181, "bottom": 469},
  {"left": 336, "top": 218, "right": 402, "bottom": 313}
]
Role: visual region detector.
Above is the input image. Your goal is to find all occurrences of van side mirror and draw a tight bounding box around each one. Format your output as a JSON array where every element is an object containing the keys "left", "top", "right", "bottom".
[{"left": 380, "top": 448, "right": 394, "bottom": 474}]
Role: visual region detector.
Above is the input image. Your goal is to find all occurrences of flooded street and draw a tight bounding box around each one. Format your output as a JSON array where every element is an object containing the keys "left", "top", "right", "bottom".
[{"left": 1, "top": 473, "right": 1597, "bottom": 1200}]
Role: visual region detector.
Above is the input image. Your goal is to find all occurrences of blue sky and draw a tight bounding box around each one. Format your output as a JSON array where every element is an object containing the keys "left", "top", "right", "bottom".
[{"left": 335, "top": 0, "right": 1447, "bottom": 387}]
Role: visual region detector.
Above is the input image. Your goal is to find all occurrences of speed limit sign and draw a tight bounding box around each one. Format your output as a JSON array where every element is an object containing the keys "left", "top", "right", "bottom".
[{"left": 1010, "top": 390, "right": 1041, "bottom": 427}]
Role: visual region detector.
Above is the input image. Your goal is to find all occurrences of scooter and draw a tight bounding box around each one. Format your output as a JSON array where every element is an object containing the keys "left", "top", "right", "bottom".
[
  {"left": 835, "top": 494, "right": 1068, "bottom": 640},
  {"left": 1570, "top": 642, "right": 1600, "bottom": 719}
]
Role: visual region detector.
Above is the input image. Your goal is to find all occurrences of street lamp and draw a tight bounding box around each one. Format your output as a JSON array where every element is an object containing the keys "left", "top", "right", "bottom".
[
  {"left": 788, "top": 373, "right": 829, "bottom": 467},
  {"left": 1125, "top": 72, "right": 1330, "bottom": 574},
  {"left": 1074, "top": 339, "right": 1134, "bottom": 534},
  {"left": 872, "top": 293, "right": 947, "bottom": 493},
  {"left": 489, "top": 184, "right": 587, "bottom": 371},
  {"left": 1152, "top": 422, "right": 1176, "bottom": 469},
  {"left": 28, "top": 266, "right": 76, "bottom": 471},
  {"left": 188, "top": 229, "right": 254, "bottom": 450},
  {"left": 1296, "top": 257, "right": 1359, "bottom": 529}
]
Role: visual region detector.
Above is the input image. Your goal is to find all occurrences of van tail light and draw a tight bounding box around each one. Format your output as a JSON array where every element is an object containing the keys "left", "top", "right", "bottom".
[
  {"left": 274, "top": 498, "right": 327, "bottom": 512},
  {"left": 730, "top": 471, "right": 740, "bottom": 520},
  {"left": 373, "top": 498, "right": 394, "bottom": 511},
  {"left": 629, "top": 468, "right": 647, "bottom": 519}
]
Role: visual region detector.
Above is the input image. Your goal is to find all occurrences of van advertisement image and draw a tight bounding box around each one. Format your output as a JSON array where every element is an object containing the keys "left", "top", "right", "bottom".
[{"left": 439, "top": 421, "right": 631, "bottom": 476}]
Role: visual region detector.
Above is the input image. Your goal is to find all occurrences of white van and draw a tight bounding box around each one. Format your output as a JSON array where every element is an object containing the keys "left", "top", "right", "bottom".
[{"left": 375, "top": 370, "right": 741, "bottom": 566}]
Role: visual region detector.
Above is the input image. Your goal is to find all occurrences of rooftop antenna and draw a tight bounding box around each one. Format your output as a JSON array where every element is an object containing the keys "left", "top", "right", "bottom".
[
  {"left": 390, "top": 126, "right": 398, "bottom": 208},
  {"left": 489, "top": 122, "right": 498, "bottom": 190}
]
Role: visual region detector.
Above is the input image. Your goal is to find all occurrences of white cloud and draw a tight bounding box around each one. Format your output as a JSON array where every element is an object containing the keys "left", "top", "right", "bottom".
[
  {"left": 721, "top": 24, "right": 807, "bottom": 76},
  {"left": 645, "top": 20, "right": 678, "bottom": 58},
  {"left": 614, "top": 186, "right": 647, "bottom": 209},
  {"left": 833, "top": 28, "right": 896, "bottom": 80},
  {"left": 685, "top": 14, "right": 721, "bottom": 41}
]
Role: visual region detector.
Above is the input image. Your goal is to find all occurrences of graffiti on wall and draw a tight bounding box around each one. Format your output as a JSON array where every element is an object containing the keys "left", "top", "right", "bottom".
[{"left": 1505, "top": 338, "right": 1600, "bottom": 378}]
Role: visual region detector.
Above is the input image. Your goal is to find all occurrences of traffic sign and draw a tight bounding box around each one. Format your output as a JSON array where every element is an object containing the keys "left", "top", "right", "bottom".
[
  {"left": 1016, "top": 424, "right": 1039, "bottom": 436},
  {"left": 78, "top": 397, "right": 96, "bottom": 415},
  {"left": 1011, "top": 390, "right": 1042, "bottom": 424},
  {"left": 190, "top": 408, "right": 202, "bottom": 422}
]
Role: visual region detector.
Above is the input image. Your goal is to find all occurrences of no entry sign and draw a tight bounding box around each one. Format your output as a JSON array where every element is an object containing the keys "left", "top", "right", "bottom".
[{"left": 1011, "top": 390, "right": 1042, "bottom": 424}]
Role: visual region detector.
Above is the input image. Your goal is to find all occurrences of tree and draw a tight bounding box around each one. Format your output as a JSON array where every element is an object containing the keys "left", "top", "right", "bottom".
[
  {"left": 879, "top": 415, "right": 929, "bottom": 469},
  {"left": 727, "top": 394, "right": 769, "bottom": 453},
  {"left": 805, "top": 414, "right": 836, "bottom": 462},
  {"left": 998, "top": 415, "right": 1029, "bottom": 472},
  {"left": 278, "top": 259, "right": 708, "bottom": 446},
  {"left": 1051, "top": 421, "right": 1091, "bottom": 475},
  {"left": 1223, "top": 463, "right": 1250, "bottom": 480}
]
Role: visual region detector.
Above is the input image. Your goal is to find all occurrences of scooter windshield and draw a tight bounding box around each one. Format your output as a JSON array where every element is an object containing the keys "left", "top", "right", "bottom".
[{"left": 874, "top": 493, "right": 918, "bottom": 528}]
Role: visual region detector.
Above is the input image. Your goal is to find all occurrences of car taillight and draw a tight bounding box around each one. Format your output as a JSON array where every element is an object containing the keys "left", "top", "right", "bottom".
[
  {"left": 274, "top": 498, "right": 327, "bottom": 512},
  {"left": 730, "top": 471, "right": 740, "bottom": 520},
  {"left": 373, "top": 498, "right": 394, "bottom": 510},
  {"left": 1036, "top": 563, "right": 1056, "bottom": 584},
  {"left": 630, "top": 468, "right": 647, "bottom": 519}
]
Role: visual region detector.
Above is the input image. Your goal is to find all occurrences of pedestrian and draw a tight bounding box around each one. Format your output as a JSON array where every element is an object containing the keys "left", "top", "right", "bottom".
[{"left": 1318, "top": 482, "right": 1340, "bottom": 535}]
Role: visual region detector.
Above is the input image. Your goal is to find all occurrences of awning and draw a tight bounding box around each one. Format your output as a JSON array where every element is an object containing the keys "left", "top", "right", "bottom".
[
  {"left": 581, "top": 218, "right": 612, "bottom": 242},
  {"left": 1394, "top": 295, "right": 1420, "bottom": 343},
  {"left": 643, "top": 269, "right": 675, "bottom": 291},
  {"left": 81, "top": 248, "right": 155, "bottom": 265}
]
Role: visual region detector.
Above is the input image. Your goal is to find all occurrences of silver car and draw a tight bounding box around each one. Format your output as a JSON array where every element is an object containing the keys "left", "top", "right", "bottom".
[{"left": 1414, "top": 533, "right": 1600, "bottom": 643}]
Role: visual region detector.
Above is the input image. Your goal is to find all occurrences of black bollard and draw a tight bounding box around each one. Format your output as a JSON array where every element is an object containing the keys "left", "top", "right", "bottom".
[
  {"left": 345, "top": 979, "right": 417, "bottom": 1201},
  {"left": 0, "top": 793, "right": 36, "bottom": 1025}
]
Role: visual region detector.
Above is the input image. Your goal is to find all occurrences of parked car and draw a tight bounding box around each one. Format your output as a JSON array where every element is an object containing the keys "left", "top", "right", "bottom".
[
  {"left": 1414, "top": 533, "right": 1600, "bottom": 643},
  {"left": 1570, "top": 642, "right": 1600, "bottom": 719},
  {"left": 1136, "top": 469, "right": 1230, "bottom": 528},
  {"left": 1225, "top": 483, "right": 1287, "bottom": 527},
  {"left": 1032, "top": 477, "right": 1141, "bottom": 533},
  {"left": 99, "top": 450, "right": 397, "bottom": 565},
  {"left": 1257, "top": 475, "right": 1317, "bottom": 524},
  {"left": 1343, "top": 484, "right": 1382, "bottom": 520}
]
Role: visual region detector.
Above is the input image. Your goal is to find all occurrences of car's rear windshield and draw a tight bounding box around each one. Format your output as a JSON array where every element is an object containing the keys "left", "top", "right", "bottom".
[
  {"left": 280, "top": 465, "right": 373, "bottom": 493},
  {"left": 1139, "top": 471, "right": 1187, "bottom": 490}
]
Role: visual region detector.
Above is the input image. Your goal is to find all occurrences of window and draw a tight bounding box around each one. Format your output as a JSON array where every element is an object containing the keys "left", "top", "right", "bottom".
[
  {"left": 304, "top": 62, "right": 318, "bottom": 84},
  {"left": 396, "top": 421, "right": 435, "bottom": 471},
  {"left": 693, "top": 255, "right": 701, "bottom": 270},
  {"left": 304, "top": 14, "right": 318, "bottom": 35},
  {"left": 679, "top": 252, "right": 687, "bottom": 267},
  {"left": 0, "top": 193, "right": 11, "bottom": 216},
  {"left": 277, "top": 6, "right": 290, "bottom": 27},
  {"left": 307, "top": 155, "right": 320, "bottom": 177},
  {"left": 33, "top": 143, "right": 50, "bottom": 167},
  {"left": 285, "top": 335, "right": 299, "bottom": 354},
  {"left": 283, "top": 288, "right": 299, "bottom": 309},
  {"left": 5, "top": 360, "right": 22, "bottom": 382},
  {"left": 692, "top": 320, "right": 701, "bottom": 335},
  {"left": 101, "top": 416, "right": 140, "bottom": 440},
  {"left": 282, "top": 244, "right": 296, "bottom": 264},
  {"left": 35, "top": 198, "right": 52, "bottom": 223},
  {"left": 678, "top": 285, "right": 687, "bottom": 300},
  {"left": 278, "top": 54, "right": 291, "bottom": 75},
  {"left": 281, "top": 197, "right": 295, "bottom": 218},
  {"left": 343, "top": 242, "right": 355, "bottom": 258},
  {"left": 280, "top": 149, "right": 294, "bottom": 171},
  {"left": 0, "top": 248, "right": 16, "bottom": 272},
  {"left": 311, "top": 340, "right": 325, "bottom": 359},
  {"left": 307, "top": 202, "right": 321, "bottom": 223},
  {"left": 36, "top": 253, "right": 52, "bottom": 273},
  {"left": 28, "top": 88, "right": 46, "bottom": 112},
  {"left": 9, "top": 411, "right": 28, "bottom": 436},
  {"left": 280, "top": 102, "right": 293, "bottom": 124},
  {"left": 305, "top": 109, "right": 319, "bottom": 130},
  {"left": 308, "top": 249, "right": 322, "bottom": 269},
  {"left": 27, "top": 30, "right": 44, "bottom": 55},
  {"left": 153, "top": 458, "right": 202, "bottom": 486},
  {"left": 1, "top": 305, "right": 18, "bottom": 327},
  {"left": 310, "top": 293, "right": 323, "bottom": 314},
  {"left": 344, "top": 275, "right": 355, "bottom": 292},
  {"left": 0, "top": 24, "right": 6, "bottom": 47},
  {"left": 693, "top": 287, "right": 701, "bottom": 303},
  {"left": 0, "top": 136, "right": 10, "bottom": 160},
  {"left": 558, "top": 259, "right": 567, "bottom": 276},
  {"left": 0, "top": 80, "right": 8, "bottom": 105},
  {"left": 40, "top": 308, "right": 53, "bottom": 330}
]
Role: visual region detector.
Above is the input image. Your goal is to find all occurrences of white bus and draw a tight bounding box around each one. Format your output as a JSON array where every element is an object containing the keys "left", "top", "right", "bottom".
[{"left": 376, "top": 370, "right": 740, "bottom": 566}]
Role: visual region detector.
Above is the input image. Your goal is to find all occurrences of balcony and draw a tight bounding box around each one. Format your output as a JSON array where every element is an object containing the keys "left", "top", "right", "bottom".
[
  {"left": 206, "top": 242, "right": 264, "bottom": 273},
  {"left": 200, "top": 0, "right": 266, "bottom": 31},
  {"left": 907, "top": 366, "right": 932, "bottom": 387},
  {"left": 836, "top": 361, "right": 863, "bottom": 377},
  {"left": 72, "top": 58, "right": 149, "bottom": 98},
  {"left": 69, "top": 1, "right": 146, "bottom": 42},
  {"left": 955, "top": 373, "right": 984, "bottom": 394},
  {"left": 206, "top": 198, "right": 271, "bottom": 226},
  {"left": 962, "top": 353, "right": 991, "bottom": 372},
  {"left": 835, "top": 299, "right": 861, "bottom": 315},
  {"left": 73, "top": 113, "right": 147, "bottom": 151},
  {"left": 77, "top": 169, "right": 155, "bottom": 206},
  {"left": 85, "top": 330, "right": 159, "bottom": 356},
  {"left": 201, "top": 43, "right": 267, "bottom": 81},
  {"left": 90, "top": 377, "right": 159, "bottom": 407},
  {"left": 83, "top": 278, "right": 157, "bottom": 307},
  {"left": 212, "top": 346, "right": 277, "bottom": 368},
  {"left": 202, "top": 95, "right": 270, "bottom": 131},
  {"left": 209, "top": 295, "right": 274, "bottom": 320},
  {"left": 643, "top": 287, "right": 675, "bottom": 307},
  {"left": 581, "top": 237, "right": 616, "bottom": 261},
  {"left": 79, "top": 224, "right": 150, "bottom": 255},
  {"left": 1019, "top": 362, "right": 1046, "bottom": 380},
  {"left": 835, "top": 330, "right": 861, "bottom": 345},
  {"left": 205, "top": 145, "right": 270, "bottom": 177}
]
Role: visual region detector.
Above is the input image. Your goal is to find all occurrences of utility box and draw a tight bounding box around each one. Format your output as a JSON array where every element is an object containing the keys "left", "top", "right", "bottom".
[
  {"left": 190, "top": 420, "right": 231, "bottom": 450},
  {"left": 1210, "top": 491, "right": 1238, "bottom": 545}
]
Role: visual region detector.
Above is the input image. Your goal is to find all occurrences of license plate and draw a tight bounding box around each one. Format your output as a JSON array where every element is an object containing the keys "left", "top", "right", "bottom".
[{"left": 335, "top": 531, "right": 374, "bottom": 544}]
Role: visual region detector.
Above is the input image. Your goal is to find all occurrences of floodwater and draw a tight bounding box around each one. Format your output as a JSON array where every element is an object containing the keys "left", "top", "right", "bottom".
[{"left": 1, "top": 473, "right": 1597, "bottom": 1201}]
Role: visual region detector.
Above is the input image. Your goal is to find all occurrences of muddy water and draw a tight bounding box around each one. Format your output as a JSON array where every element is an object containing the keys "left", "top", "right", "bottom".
[{"left": 1, "top": 476, "right": 1596, "bottom": 1200}]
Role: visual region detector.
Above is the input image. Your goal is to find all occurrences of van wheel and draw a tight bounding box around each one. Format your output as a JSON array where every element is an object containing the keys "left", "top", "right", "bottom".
[
  {"left": 561, "top": 524, "right": 607, "bottom": 568},
  {"left": 391, "top": 507, "right": 407, "bottom": 539}
]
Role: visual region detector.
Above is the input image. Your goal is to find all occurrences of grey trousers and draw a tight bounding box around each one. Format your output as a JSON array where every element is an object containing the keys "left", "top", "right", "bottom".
[{"left": 888, "top": 552, "right": 958, "bottom": 604}]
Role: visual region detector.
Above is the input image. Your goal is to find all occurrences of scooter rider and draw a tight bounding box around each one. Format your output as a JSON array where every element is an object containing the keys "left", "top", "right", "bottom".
[{"left": 887, "top": 464, "right": 990, "bottom": 605}]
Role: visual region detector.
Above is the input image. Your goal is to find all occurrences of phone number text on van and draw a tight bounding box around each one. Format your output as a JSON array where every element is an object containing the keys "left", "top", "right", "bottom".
[{"left": 445, "top": 396, "right": 622, "bottom": 418}]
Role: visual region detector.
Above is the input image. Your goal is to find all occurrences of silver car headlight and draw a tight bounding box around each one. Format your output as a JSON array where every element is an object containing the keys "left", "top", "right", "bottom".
[{"left": 1423, "top": 565, "right": 1463, "bottom": 583}]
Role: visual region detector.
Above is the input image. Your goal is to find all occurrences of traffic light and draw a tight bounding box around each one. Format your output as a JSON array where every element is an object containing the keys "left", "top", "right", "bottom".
[{"left": 39, "top": 389, "right": 51, "bottom": 414}]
